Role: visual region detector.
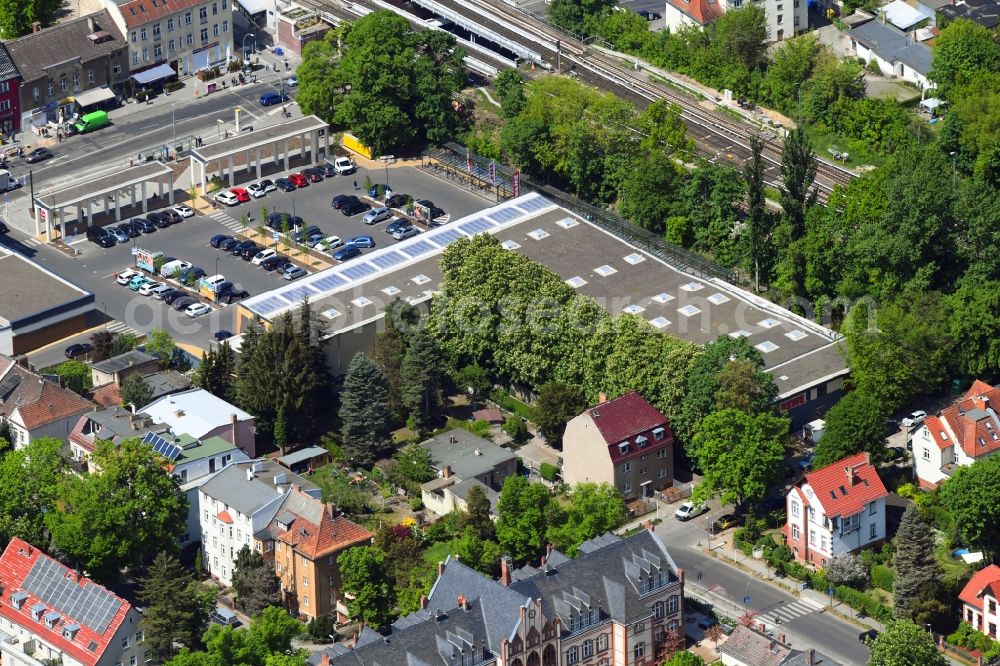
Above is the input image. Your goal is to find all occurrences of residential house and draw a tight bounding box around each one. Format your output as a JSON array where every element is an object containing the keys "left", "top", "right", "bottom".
[
  {"left": 262, "top": 487, "right": 372, "bottom": 621},
  {"left": 5, "top": 12, "right": 128, "bottom": 134},
  {"left": 312, "top": 527, "right": 685, "bottom": 666},
  {"left": 563, "top": 392, "right": 674, "bottom": 501},
  {"left": 0, "top": 538, "right": 145, "bottom": 666},
  {"left": 939, "top": 0, "right": 1000, "bottom": 28},
  {"left": 959, "top": 564, "right": 1000, "bottom": 639},
  {"left": 141, "top": 387, "right": 258, "bottom": 456},
  {"left": 879, "top": 0, "right": 932, "bottom": 29},
  {"left": 912, "top": 380, "right": 1000, "bottom": 490},
  {"left": 719, "top": 624, "right": 840, "bottom": 666},
  {"left": 661, "top": 0, "right": 723, "bottom": 31},
  {"left": 662, "top": 0, "right": 805, "bottom": 40},
  {"left": 198, "top": 459, "right": 319, "bottom": 586},
  {"left": 101, "top": 0, "right": 234, "bottom": 79},
  {"left": 849, "top": 16, "right": 934, "bottom": 89},
  {"left": 89, "top": 369, "right": 191, "bottom": 407},
  {"left": 784, "top": 452, "right": 888, "bottom": 566},
  {"left": 89, "top": 350, "right": 159, "bottom": 387},
  {"left": 0, "top": 355, "right": 93, "bottom": 449},
  {"left": 0, "top": 44, "right": 21, "bottom": 135},
  {"left": 419, "top": 429, "right": 517, "bottom": 518}
]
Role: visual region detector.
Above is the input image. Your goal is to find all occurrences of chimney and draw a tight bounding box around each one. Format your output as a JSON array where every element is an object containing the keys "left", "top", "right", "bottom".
[
  {"left": 31, "top": 21, "right": 40, "bottom": 32},
  {"left": 807, "top": 648, "right": 815, "bottom": 665},
  {"left": 677, "top": 567, "right": 684, "bottom": 584},
  {"left": 500, "top": 556, "right": 512, "bottom": 587},
  {"left": 87, "top": 15, "right": 95, "bottom": 31},
  {"left": 438, "top": 561, "right": 445, "bottom": 577},
  {"left": 599, "top": 392, "right": 607, "bottom": 404},
  {"left": 846, "top": 465, "right": 855, "bottom": 486},
  {"left": 643, "top": 519, "right": 654, "bottom": 531},
  {"left": 247, "top": 465, "right": 255, "bottom": 481},
  {"left": 769, "top": 640, "right": 776, "bottom": 650},
  {"left": 230, "top": 413, "right": 239, "bottom": 450},
  {"left": 779, "top": 633, "right": 786, "bottom": 643},
  {"left": 456, "top": 594, "right": 468, "bottom": 610},
  {"left": 442, "top": 465, "right": 452, "bottom": 479},
  {"left": 420, "top": 595, "right": 428, "bottom": 610}
]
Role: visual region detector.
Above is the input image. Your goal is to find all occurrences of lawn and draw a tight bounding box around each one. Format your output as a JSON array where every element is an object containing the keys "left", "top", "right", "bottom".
[
  {"left": 803, "top": 125, "right": 887, "bottom": 170},
  {"left": 423, "top": 540, "right": 457, "bottom": 564}
]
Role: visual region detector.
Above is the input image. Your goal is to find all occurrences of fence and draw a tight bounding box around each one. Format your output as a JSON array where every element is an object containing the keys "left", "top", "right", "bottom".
[{"left": 655, "top": 482, "right": 693, "bottom": 505}]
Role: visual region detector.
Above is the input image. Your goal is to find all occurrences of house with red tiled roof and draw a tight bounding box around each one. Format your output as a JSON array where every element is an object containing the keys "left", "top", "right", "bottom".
[
  {"left": 0, "top": 538, "right": 145, "bottom": 666},
  {"left": 783, "top": 452, "right": 888, "bottom": 566},
  {"left": 563, "top": 392, "right": 674, "bottom": 501},
  {"left": 959, "top": 565, "right": 1000, "bottom": 639},
  {"left": 912, "top": 380, "right": 1000, "bottom": 490},
  {"left": 662, "top": 0, "right": 724, "bottom": 30},
  {"left": 0, "top": 356, "right": 93, "bottom": 449}
]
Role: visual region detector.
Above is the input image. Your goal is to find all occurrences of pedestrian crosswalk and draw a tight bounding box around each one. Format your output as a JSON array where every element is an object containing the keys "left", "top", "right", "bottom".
[
  {"left": 765, "top": 597, "right": 825, "bottom": 624},
  {"left": 208, "top": 210, "right": 247, "bottom": 234},
  {"left": 22, "top": 236, "right": 41, "bottom": 247},
  {"left": 107, "top": 320, "right": 143, "bottom": 338}
]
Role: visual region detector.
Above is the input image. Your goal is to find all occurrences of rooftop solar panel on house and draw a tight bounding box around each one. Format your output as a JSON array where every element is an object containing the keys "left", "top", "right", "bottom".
[{"left": 22, "top": 557, "right": 123, "bottom": 635}]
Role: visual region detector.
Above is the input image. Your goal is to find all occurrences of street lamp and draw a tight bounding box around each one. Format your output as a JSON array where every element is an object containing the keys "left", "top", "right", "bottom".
[
  {"left": 215, "top": 256, "right": 219, "bottom": 278},
  {"left": 170, "top": 103, "right": 176, "bottom": 159},
  {"left": 241, "top": 33, "right": 257, "bottom": 62}
]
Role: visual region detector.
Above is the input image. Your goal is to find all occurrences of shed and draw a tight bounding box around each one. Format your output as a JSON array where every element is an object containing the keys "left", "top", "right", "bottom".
[{"left": 277, "top": 445, "right": 330, "bottom": 473}]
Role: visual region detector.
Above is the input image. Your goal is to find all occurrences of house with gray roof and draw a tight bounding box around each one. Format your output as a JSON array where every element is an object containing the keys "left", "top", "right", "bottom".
[
  {"left": 312, "top": 527, "right": 686, "bottom": 666},
  {"left": 90, "top": 350, "right": 158, "bottom": 387},
  {"left": 419, "top": 429, "right": 516, "bottom": 519},
  {"left": 939, "top": 0, "right": 1000, "bottom": 27},
  {"left": 849, "top": 15, "right": 934, "bottom": 89},
  {"left": 719, "top": 624, "right": 840, "bottom": 666}
]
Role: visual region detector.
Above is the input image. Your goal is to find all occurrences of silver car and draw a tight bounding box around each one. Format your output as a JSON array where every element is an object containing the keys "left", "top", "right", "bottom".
[
  {"left": 282, "top": 265, "right": 307, "bottom": 280},
  {"left": 362, "top": 207, "right": 391, "bottom": 225}
]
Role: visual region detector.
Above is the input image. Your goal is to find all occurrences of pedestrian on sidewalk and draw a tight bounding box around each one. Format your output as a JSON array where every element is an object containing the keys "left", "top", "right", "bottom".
[
  {"left": 353, "top": 180, "right": 358, "bottom": 191},
  {"left": 697, "top": 571, "right": 703, "bottom": 581}
]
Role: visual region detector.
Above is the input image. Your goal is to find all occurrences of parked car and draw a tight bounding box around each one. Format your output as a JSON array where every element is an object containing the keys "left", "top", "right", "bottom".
[
  {"left": 303, "top": 167, "right": 324, "bottom": 182},
  {"left": 333, "top": 245, "right": 362, "bottom": 262},
  {"left": 342, "top": 199, "right": 370, "bottom": 216},
  {"left": 210, "top": 608, "right": 240, "bottom": 627},
  {"left": 288, "top": 173, "right": 309, "bottom": 188},
  {"left": 282, "top": 265, "right": 307, "bottom": 280},
  {"left": 172, "top": 204, "right": 194, "bottom": 218},
  {"left": 234, "top": 242, "right": 259, "bottom": 259},
  {"left": 901, "top": 410, "right": 928, "bottom": 428},
  {"left": 219, "top": 287, "right": 249, "bottom": 304},
  {"left": 273, "top": 259, "right": 294, "bottom": 274},
  {"left": 367, "top": 183, "right": 387, "bottom": 199},
  {"left": 230, "top": 240, "right": 256, "bottom": 256},
  {"left": 265, "top": 213, "right": 303, "bottom": 230},
  {"left": 178, "top": 266, "right": 206, "bottom": 283},
  {"left": 153, "top": 286, "right": 179, "bottom": 300},
  {"left": 257, "top": 179, "right": 276, "bottom": 194},
  {"left": 131, "top": 218, "right": 157, "bottom": 234},
  {"left": 115, "top": 223, "right": 138, "bottom": 239},
  {"left": 385, "top": 218, "right": 410, "bottom": 235},
  {"left": 214, "top": 191, "right": 238, "bottom": 206},
  {"left": 275, "top": 178, "right": 295, "bottom": 192},
  {"left": 331, "top": 194, "right": 357, "bottom": 209},
  {"left": 163, "top": 290, "right": 186, "bottom": 304},
  {"left": 164, "top": 210, "right": 183, "bottom": 224},
  {"left": 859, "top": 629, "right": 879, "bottom": 643},
  {"left": 128, "top": 275, "right": 149, "bottom": 291},
  {"left": 333, "top": 156, "right": 355, "bottom": 175},
  {"left": 116, "top": 269, "right": 139, "bottom": 285},
  {"left": 171, "top": 296, "right": 197, "bottom": 311},
  {"left": 185, "top": 302, "right": 212, "bottom": 318},
  {"left": 89, "top": 230, "right": 115, "bottom": 247},
  {"left": 385, "top": 193, "right": 410, "bottom": 208},
  {"left": 211, "top": 234, "right": 233, "bottom": 248},
  {"left": 313, "top": 235, "right": 343, "bottom": 251},
  {"left": 259, "top": 91, "right": 289, "bottom": 106},
  {"left": 348, "top": 235, "right": 375, "bottom": 248},
  {"left": 25, "top": 147, "right": 51, "bottom": 163},
  {"left": 696, "top": 617, "right": 718, "bottom": 630},
  {"left": 637, "top": 9, "right": 661, "bottom": 19},
  {"left": 674, "top": 502, "right": 708, "bottom": 521},
  {"left": 147, "top": 212, "right": 171, "bottom": 228},
  {"left": 229, "top": 187, "right": 251, "bottom": 203},
  {"left": 713, "top": 514, "right": 741, "bottom": 531},
  {"left": 290, "top": 225, "right": 321, "bottom": 243},
  {"left": 287, "top": 75, "right": 298, "bottom": 87},
  {"left": 305, "top": 231, "right": 325, "bottom": 247},
  {"left": 138, "top": 281, "right": 162, "bottom": 296},
  {"left": 252, "top": 248, "right": 277, "bottom": 265},
  {"left": 219, "top": 238, "right": 241, "bottom": 252},
  {"left": 214, "top": 330, "right": 234, "bottom": 342},
  {"left": 246, "top": 183, "right": 267, "bottom": 198},
  {"left": 362, "top": 207, "right": 391, "bottom": 225},
  {"left": 260, "top": 255, "right": 287, "bottom": 271},
  {"left": 318, "top": 163, "right": 336, "bottom": 177},
  {"left": 392, "top": 225, "right": 419, "bottom": 240},
  {"left": 64, "top": 343, "right": 93, "bottom": 359}
]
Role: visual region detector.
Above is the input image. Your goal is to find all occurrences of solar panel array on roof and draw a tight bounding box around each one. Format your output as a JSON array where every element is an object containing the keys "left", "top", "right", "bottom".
[
  {"left": 459, "top": 218, "right": 495, "bottom": 235},
  {"left": 282, "top": 286, "right": 316, "bottom": 304},
  {"left": 516, "top": 195, "right": 550, "bottom": 212},
  {"left": 253, "top": 296, "right": 288, "bottom": 316},
  {"left": 430, "top": 228, "right": 463, "bottom": 246},
  {"left": 400, "top": 240, "right": 435, "bottom": 258},
  {"left": 370, "top": 251, "right": 407, "bottom": 270},
  {"left": 21, "top": 557, "right": 124, "bottom": 635},
  {"left": 311, "top": 273, "right": 347, "bottom": 292},
  {"left": 141, "top": 431, "right": 183, "bottom": 461},
  {"left": 0, "top": 374, "right": 21, "bottom": 400},
  {"left": 341, "top": 262, "right": 377, "bottom": 281},
  {"left": 488, "top": 207, "right": 521, "bottom": 223}
]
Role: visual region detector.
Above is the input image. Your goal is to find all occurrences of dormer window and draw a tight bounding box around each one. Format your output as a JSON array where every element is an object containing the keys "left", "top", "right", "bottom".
[
  {"left": 30, "top": 603, "right": 46, "bottom": 621},
  {"left": 63, "top": 623, "right": 80, "bottom": 640},
  {"left": 618, "top": 442, "right": 629, "bottom": 455},
  {"left": 636, "top": 435, "right": 648, "bottom": 447},
  {"left": 44, "top": 611, "right": 60, "bottom": 628},
  {"left": 940, "top": 431, "right": 948, "bottom": 441},
  {"left": 653, "top": 427, "right": 665, "bottom": 441},
  {"left": 9, "top": 591, "right": 27, "bottom": 610}
]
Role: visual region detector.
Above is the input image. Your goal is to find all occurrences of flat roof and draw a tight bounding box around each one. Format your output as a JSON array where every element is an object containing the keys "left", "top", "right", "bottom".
[
  {"left": 278, "top": 445, "right": 328, "bottom": 466},
  {"left": 33, "top": 162, "right": 173, "bottom": 210},
  {"left": 240, "top": 193, "right": 847, "bottom": 397},
  {"left": 190, "top": 115, "right": 328, "bottom": 163},
  {"left": 0, "top": 250, "right": 93, "bottom": 326}
]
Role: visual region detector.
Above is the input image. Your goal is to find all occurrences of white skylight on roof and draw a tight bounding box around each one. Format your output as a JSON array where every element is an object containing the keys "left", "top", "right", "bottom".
[
  {"left": 351, "top": 296, "right": 372, "bottom": 307},
  {"left": 707, "top": 293, "right": 730, "bottom": 305},
  {"left": 785, "top": 329, "right": 808, "bottom": 341},
  {"left": 382, "top": 286, "right": 401, "bottom": 296},
  {"left": 680, "top": 282, "right": 703, "bottom": 292},
  {"left": 321, "top": 308, "right": 340, "bottom": 320},
  {"left": 566, "top": 276, "right": 587, "bottom": 288},
  {"left": 623, "top": 304, "right": 645, "bottom": 315},
  {"left": 649, "top": 317, "right": 670, "bottom": 329},
  {"left": 593, "top": 265, "right": 617, "bottom": 277},
  {"left": 501, "top": 239, "right": 521, "bottom": 250},
  {"left": 756, "top": 340, "right": 779, "bottom": 353},
  {"left": 411, "top": 274, "right": 431, "bottom": 285},
  {"left": 729, "top": 329, "right": 751, "bottom": 338},
  {"left": 623, "top": 253, "right": 645, "bottom": 265},
  {"left": 527, "top": 229, "right": 550, "bottom": 240},
  {"left": 652, "top": 292, "right": 674, "bottom": 304},
  {"left": 759, "top": 317, "right": 780, "bottom": 328},
  {"left": 678, "top": 305, "right": 701, "bottom": 317},
  {"left": 555, "top": 217, "right": 579, "bottom": 229}
]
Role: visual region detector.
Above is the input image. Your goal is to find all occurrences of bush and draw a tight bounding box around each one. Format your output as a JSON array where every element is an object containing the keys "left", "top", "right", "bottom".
[
  {"left": 835, "top": 585, "right": 892, "bottom": 622},
  {"left": 165, "top": 80, "right": 184, "bottom": 93},
  {"left": 502, "top": 416, "right": 529, "bottom": 444},
  {"left": 410, "top": 498, "right": 424, "bottom": 511},
  {"left": 947, "top": 622, "right": 1000, "bottom": 655},
  {"left": 307, "top": 614, "right": 335, "bottom": 643},
  {"left": 539, "top": 462, "right": 559, "bottom": 482},
  {"left": 424, "top": 520, "right": 451, "bottom": 543},
  {"left": 871, "top": 564, "right": 895, "bottom": 592},
  {"left": 826, "top": 553, "right": 869, "bottom": 588},
  {"left": 227, "top": 59, "right": 242, "bottom": 72}
]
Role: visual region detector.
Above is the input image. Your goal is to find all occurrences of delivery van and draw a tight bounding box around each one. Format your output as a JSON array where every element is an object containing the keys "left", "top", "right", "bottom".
[
  {"left": 75, "top": 110, "right": 110, "bottom": 134},
  {"left": 0, "top": 169, "right": 18, "bottom": 191}
]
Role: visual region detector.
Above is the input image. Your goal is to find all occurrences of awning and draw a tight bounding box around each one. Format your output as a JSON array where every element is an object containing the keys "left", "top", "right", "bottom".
[
  {"left": 74, "top": 86, "right": 116, "bottom": 108},
  {"left": 132, "top": 63, "right": 176, "bottom": 85}
]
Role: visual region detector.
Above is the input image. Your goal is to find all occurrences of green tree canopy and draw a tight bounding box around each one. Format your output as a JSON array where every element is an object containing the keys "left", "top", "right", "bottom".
[
  {"left": 337, "top": 546, "right": 395, "bottom": 630},
  {"left": 452, "top": 526, "right": 502, "bottom": 576},
  {"left": 166, "top": 606, "right": 305, "bottom": 666},
  {"left": 53, "top": 360, "right": 92, "bottom": 396},
  {"left": 194, "top": 342, "right": 236, "bottom": 403},
  {"left": 339, "top": 352, "right": 392, "bottom": 467},
  {"left": 0, "top": 437, "right": 67, "bottom": 545},
  {"left": 146, "top": 328, "right": 178, "bottom": 367},
  {"left": 892, "top": 505, "right": 942, "bottom": 620},
  {"left": 120, "top": 372, "right": 154, "bottom": 409},
  {"left": 0, "top": 0, "right": 62, "bottom": 38},
  {"left": 458, "top": 484, "right": 496, "bottom": 541},
  {"left": 545, "top": 483, "right": 625, "bottom": 556},
  {"left": 232, "top": 545, "right": 282, "bottom": 617},
  {"left": 867, "top": 620, "right": 946, "bottom": 666},
  {"left": 948, "top": 277, "right": 1000, "bottom": 378},
  {"left": 930, "top": 19, "right": 1000, "bottom": 95},
  {"left": 812, "top": 390, "right": 889, "bottom": 468},
  {"left": 496, "top": 475, "right": 553, "bottom": 564},
  {"left": 939, "top": 454, "right": 1000, "bottom": 553},
  {"left": 712, "top": 3, "right": 769, "bottom": 72},
  {"left": 372, "top": 298, "right": 420, "bottom": 421},
  {"left": 534, "top": 381, "right": 588, "bottom": 447},
  {"left": 139, "top": 553, "right": 216, "bottom": 662},
  {"left": 400, "top": 329, "right": 449, "bottom": 432}
]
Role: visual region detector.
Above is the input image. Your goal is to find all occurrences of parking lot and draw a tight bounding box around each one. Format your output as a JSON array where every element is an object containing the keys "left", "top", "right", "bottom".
[{"left": 59, "top": 162, "right": 491, "bottom": 346}]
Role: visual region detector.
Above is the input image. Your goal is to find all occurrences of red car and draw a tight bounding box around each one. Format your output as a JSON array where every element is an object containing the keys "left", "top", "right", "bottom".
[
  {"left": 288, "top": 173, "right": 309, "bottom": 188},
  {"left": 229, "top": 187, "right": 251, "bottom": 203}
]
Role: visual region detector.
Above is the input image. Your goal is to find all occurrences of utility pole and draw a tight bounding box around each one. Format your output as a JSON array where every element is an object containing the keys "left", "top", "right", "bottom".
[{"left": 555, "top": 40, "right": 561, "bottom": 73}]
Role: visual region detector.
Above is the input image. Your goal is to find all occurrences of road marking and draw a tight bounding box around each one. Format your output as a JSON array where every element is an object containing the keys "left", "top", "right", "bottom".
[
  {"left": 766, "top": 597, "right": 825, "bottom": 623},
  {"left": 107, "top": 320, "right": 143, "bottom": 337}
]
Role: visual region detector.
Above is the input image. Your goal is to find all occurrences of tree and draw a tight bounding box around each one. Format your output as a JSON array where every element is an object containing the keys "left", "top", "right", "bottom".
[
  {"left": 812, "top": 391, "right": 889, "bottom": 468},
  {"left": 194, "top": 342, "right": 236, "bottom": 402},
  {"left": 636, "top": 99, "right": 694, "bottom": 156},
  {"left": 494, "top": 69, "right": 526, "bottom": 119},
  {"left": 110, "top": 331, "right": 140, "bottom": 357},
  {"left": 744, "top": 134, "right": 773, "bottom": 291},
  {"left": 761, "top": 35, "right": 823, "bottom": 114},
  {"left": 930, "top": 19, "right": 1000, "bottom": 94},
  {"left": 339, "top": 353, "right": 392, "bottom": 467},
  {"left": 146, "top": 328, "right": 178, "bottom": 367},
  {"left": 948, "top": 278, "right": 1000, "bottom": 378},
  {"left": 53, "top": 360, "right": 92, "bottom": 396},
  {"left": 337, "top": 546, "right": 395, "bottom": 630},
  {"left": 139, "top": 553, "right": 216, "bottom": 661},
  {"left": 892, "top": 506, "right": 942, "bottom": 619},
  {"left": 373, "top": 299, "right": 420, "bottom": 421},
  {"left": 120, "top": 372, "right": 154, "bottom": 409},
  {"left": 714, "top": 359, "right": 775, "bottom": 414},
  {"left": 400, "top": 329, "right": 448, "bottom": 431},
  {"left": 939, "top": 455, "right": 1000, "bottom": 554},
  {"left": 534, "top": 381, "right": 588, "bottom": 447},
  {"left": 90, "top": 330, "right": 117, "bottom": 362},
  {"left": 46, "top": 438, "right": 188, "bottom": 582},
  {"left": 546, "top": 483, "right": 625, "bottom": 556},
  {"left": 692, "top": 409, "right": 788, "bottom": 510},
  {"left": 664, "top": 653, "right": 705, "bottom": 666},
  {"left": 0, "top": 0, "right": 61, "bottom": 38},
  {"left": 167, "top": 606, "right": 305, "bottom": 666},
  {"left": 825, "top": 553, "right": 869, "bottom": 588},
  {"left": 547, "top": 0, "right": 615, "bottom": 35},
  {"left": 496, "top": 475, "right": 552, "bottom": 563},
  {"left": 231, "top": 545, "right": 282, "bottom": 617},
  {"left": 453, "top": 526, "right": 502, "bottom": 575},
  {"left": 617, "top": 152, "right": 684, "bottom": 235},
  {"left": 713, "top": 3, "right": 769, "bottom": 72},
  {"left": 458, "top": 484, "right": 495, "bottom": 541},
  {"left": 778, "top": 126, "right": 817, "bottom": 296},
  {"left": 867, "top": 620, "right": 946, "bottom": 666},
  {"left": 0, "top": 437, "right": 67, "bottom": 545},
  {"left": 452, "top": 363, "right": 491, "bottom": 406}
]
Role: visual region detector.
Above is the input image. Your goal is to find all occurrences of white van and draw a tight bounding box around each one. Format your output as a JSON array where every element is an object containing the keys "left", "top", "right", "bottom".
[
  {"left": 160, "top": 259, "right": 192, "bottom": 278},
  {"left": 201, "top": 274, "right": 227, "bottom": 293},
  {"left": 0, "top": 169, "right": 18, "bottom": 191}
]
